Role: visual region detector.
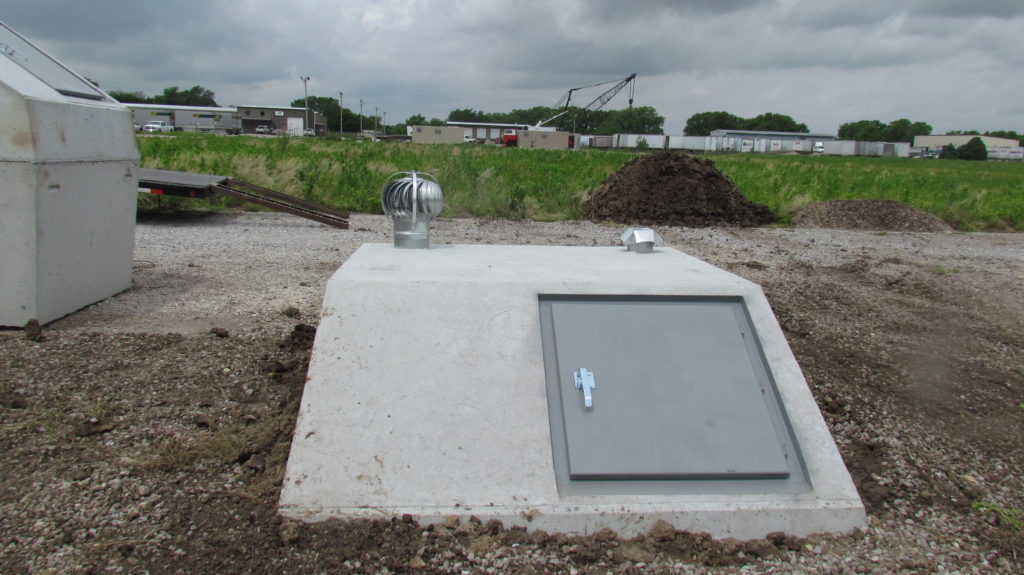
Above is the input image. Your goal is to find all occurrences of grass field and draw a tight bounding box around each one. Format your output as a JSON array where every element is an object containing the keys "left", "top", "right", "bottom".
[{"left": 137, "top": 133, "right": 1024, "bottom": 230}]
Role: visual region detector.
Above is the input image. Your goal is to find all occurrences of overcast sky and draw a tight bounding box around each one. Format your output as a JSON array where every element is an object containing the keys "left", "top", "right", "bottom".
[{"left": 3, "top": 0, "right": 1021, "bottom": 135}]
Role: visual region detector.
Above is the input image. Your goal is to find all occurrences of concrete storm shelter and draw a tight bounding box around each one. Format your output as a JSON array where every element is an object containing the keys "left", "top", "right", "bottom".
[
  {"left": 281, "top": 198, "right": 865, "bottom": 538},
  {"left": 0, "top": 21, "right": 138, "bottom": 326}
]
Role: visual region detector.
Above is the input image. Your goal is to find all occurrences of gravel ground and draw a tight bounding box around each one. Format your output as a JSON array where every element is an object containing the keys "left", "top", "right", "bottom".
[{"left": 2, "top": 211, "right": 1023, "bottom": 574}]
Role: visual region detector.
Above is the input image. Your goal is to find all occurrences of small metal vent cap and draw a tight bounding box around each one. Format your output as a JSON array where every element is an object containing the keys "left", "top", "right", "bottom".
[
  {"left": 381, "top": 171, "right": 443, "bottom": 249},
  {"left": 620, "top": 227, "right": 663, "bottom": 253}
]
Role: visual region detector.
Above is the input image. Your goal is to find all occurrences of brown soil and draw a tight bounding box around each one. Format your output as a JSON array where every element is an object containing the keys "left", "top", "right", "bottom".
[
  {"left": 2, "top": 213, "right": 1022, "bottom": 573},
  {"left": 791, "top": 199, "right": 954, "bottom": 232},
  {"left": 583, "top": 152, "right": 776, "bottom": 227}
]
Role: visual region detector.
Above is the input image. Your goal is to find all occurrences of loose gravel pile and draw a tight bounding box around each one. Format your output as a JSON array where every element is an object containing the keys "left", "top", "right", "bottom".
[{"left": 2, "top": 211, "right": 1023, "bottom": 573}]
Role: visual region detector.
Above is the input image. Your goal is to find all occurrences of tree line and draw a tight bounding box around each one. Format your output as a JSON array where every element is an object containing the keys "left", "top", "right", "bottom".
[
  {"left": 106, "top": 84, "right": 1018, "bottom": 145},
  {"left": 109, "top": 83, "right": 664, "bottom": 134},
  {"left": 684, "top": 111, "right": 809, "bottom": 136},
  {"left": 684, "top": 110, "right": 1020, "bottom": 148},
  {"left": 108, "top": 86, "right": 218, "bottom": 107},
  {"left": 439, "top": 105, "right": 665, "bottom": 136}
]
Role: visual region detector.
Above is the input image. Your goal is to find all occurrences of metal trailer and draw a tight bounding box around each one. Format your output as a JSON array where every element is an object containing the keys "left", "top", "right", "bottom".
[
  {"left": 131, "top": 105, "right": 175, "bottom": 129},
  {"left": 130, "top": 104, "right": 241, "bottom": 134},
  {"left": 823, "top": 140, "right": 856, "bottom": 156},
  {"left": 172, "top": 106, "right": 241, "bottom": 134},
  {"left": 137, "top": 168, "right": 349, "bottom": 229}
]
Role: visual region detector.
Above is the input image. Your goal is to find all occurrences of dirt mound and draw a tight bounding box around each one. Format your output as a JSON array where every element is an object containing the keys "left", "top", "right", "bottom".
[
  {"left": 584, "top": 152, "right": 775, "bottom": 227},
  {"left": 791, "top": 199, "right": 952, "bottom": 232}
]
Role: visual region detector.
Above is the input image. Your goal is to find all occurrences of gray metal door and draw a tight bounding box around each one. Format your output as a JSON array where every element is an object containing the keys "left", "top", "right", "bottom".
[{"left": 543, "top": 296, "right": 791, "bottom": 480}]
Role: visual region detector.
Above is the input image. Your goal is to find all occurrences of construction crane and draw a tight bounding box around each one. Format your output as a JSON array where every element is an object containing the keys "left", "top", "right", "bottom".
[{"left": 535, "top": 73, "right": 637, "bottom": 128}]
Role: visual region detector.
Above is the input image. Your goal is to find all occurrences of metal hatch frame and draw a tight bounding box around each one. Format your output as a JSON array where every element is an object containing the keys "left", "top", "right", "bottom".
[{"left": 539, "top": 294, "right": 810, "bottom": 496}]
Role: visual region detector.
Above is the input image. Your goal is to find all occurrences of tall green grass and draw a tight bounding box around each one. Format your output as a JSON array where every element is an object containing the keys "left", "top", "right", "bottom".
[
  {"left": 137, "top": 134, "right": 1024, "bottom": 230},
  {"left": 137, "top": 133, "right": 633, "bottom": 220},
  {"left": 713, "top": 155, "right": 1024, "bottom": 231}
]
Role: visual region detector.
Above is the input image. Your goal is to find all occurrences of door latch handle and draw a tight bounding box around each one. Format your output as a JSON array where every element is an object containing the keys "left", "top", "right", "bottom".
[{"left": 574, "top": 368, "right": 596, "bottom": 408}]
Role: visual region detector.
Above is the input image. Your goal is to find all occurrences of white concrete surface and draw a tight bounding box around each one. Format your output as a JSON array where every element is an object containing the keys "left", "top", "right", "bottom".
[
  {"left": 0, "top": 37, "right": 138, "bottom": 326},
  {"left": 280, "top": 243, "right": 866, "bottom": 538}
]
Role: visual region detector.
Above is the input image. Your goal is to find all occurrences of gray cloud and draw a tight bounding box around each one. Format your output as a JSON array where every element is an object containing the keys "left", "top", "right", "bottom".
[{"left": 1, "top": 0, "right": 1021, "bottom": 133}]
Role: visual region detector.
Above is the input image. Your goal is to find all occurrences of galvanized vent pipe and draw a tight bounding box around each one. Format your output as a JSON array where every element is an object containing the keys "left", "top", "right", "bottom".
[
  {"left": 381, "top": 171, "right": 444, "bottom": 249},
  {"left": 620, "top": 227, "right": 663, "bottom": 253}
]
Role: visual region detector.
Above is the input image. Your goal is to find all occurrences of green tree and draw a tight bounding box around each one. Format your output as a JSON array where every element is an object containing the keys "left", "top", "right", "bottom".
[
  {"left": 405, "top": 114, "right": 427, "bottom": 126},
  {"left": 291, "top": 95, "right": 342, "bottom": 130},
  {"left": 840, "top": 118, "right": 932, "bottom": 142},
  {"left": 838, "top": 120, "right": 886, "bottom": 141},
  {"left": 882, "top": 118, "right": 932, "bottom": 142},
  {"left": 939, "top": 143, "right": 958, "bottom": 159},
  {"left": 107, "top": 89, "right": 149, "bottom": 103},
  {"left": 985, "top": 130, "right": 1022, "bottom": 144},
  {"left": 593, "top": 106, "right": 664, "bottom": 135},
  {"left": 151, "top": 85, "right": 218, "bottom": 106},
  {"left": 510, "top": 106, "right": 564, "bottom": 127},
  {"left": 684, "top": 111, "right": 744, "bottom": 136},
  {"left": 955, "top": 137, "right": 988, "bottom": 161},
  {"left": 743, "top": 112, "right": 808, "bottom": 133},
  {"left": 341, "top": 109, "right": 364, "bottom": 133},
  {"left": 447, "top": 108, "right": 489, "bottom": 122}
]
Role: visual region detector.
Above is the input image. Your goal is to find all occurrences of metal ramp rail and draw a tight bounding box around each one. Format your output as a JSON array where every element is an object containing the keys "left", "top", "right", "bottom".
[{"left": 138, "top": 168, "right": 349, "bottom": 229}]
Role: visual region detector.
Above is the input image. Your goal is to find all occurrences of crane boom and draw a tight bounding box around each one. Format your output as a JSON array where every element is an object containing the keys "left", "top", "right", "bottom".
[
  {"left": 580, "top": 73, "right": 636, "bottom": 112},
  {"left": 536, "top": 73, "right": 637, "bottom": 128}
]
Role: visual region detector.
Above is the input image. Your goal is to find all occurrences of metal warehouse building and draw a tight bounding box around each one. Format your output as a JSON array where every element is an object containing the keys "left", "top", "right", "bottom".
[
  {"left": 914, "top": 134, "right": 1020, "bottom": 150},
  {"left": 126, "top": 103, "right": 325, "bottom": 135},
  {"left": 237, "top": 105, "right": 326, "bottom": 136}
]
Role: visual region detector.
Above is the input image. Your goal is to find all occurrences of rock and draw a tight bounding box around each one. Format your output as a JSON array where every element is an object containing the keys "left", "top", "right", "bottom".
[
  {"left": 743, "top": 539, "right": 776, "bottom": 558},
  {"left": 210, "top": 327, "right": 230, "bottom": 338},
  {"left": 648, "top": 519, "right": 676, "bottom": 541},
  {"left": 278, "top": 521, "right": 300, "bottom": 544},
  {"left": 618, "top": 544, "right": 656, "bottom": 563},
  {"left": 24, "top": 318, "right": 43, "bottom": 342},
  {"left": 260, "top": 360, "right": 287, "bottom": 373},
  {"left": 75, "top": 419, "right": 115, "bottom": 437}
]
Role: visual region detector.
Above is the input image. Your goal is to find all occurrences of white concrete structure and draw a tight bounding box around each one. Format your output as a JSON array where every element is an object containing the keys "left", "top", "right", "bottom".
[
  {"left": 280, "top": 243, "right": 865, "bottom": 539},
  {"left": 0, "top": 22, "right": 139, "bottom": 326}
]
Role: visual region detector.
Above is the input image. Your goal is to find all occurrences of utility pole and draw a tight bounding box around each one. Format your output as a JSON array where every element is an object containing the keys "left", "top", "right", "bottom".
[
  {"left": 375, "top": 106, "right": 379, "bottom": 133},
  {"left": 338, "top": 92, "right": 343, "bottom": 134},
  {"left": 299, "top": 76, "right": 310, "bottom": 134},
  {"left": 382, "top": 111, "right": 387, "bottom": 135},
  {"left": 359, "top": 99, "right": 364, "bottom": 135}
]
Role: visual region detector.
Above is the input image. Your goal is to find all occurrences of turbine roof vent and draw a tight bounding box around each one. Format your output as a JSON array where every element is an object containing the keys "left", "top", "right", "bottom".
[{"left": 381, "top": 171, "right": 443, "bottom": 249}]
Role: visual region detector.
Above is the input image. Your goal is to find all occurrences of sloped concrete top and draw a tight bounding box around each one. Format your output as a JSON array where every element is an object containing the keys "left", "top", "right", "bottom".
[{"left": 280, "top": 243, "right": 864, "bottom": 538}]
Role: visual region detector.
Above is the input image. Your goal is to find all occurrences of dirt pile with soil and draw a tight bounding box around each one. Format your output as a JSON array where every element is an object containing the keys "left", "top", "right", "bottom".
[
  {"left": 584, "top": 152, "right": 775, "bottom": 227},
  {"left": 791, "top": 199, "right": 953, "bottom": 232}
]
